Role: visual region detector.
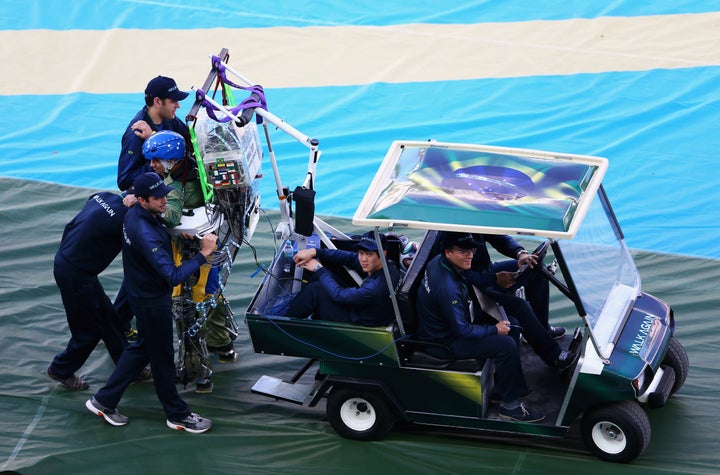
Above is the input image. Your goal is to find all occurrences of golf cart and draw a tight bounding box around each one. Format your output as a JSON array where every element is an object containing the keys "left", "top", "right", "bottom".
[{"left": 243, "top": 138, "right": 688, "bottom": 462}]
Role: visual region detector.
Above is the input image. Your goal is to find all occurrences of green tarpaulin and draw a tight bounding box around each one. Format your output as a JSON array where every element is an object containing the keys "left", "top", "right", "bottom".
[{"left": 1, "top": 178, "right": 718, "bottom": 474}]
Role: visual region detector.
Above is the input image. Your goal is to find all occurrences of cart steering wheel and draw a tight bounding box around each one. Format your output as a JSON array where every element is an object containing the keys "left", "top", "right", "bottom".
[{"left": 514, "top": 239, "right": 551, "bottom": 281}]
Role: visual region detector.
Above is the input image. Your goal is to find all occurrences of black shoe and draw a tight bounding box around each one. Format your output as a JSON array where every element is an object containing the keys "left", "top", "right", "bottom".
[
  {"left": 208, "top": 344, "right": 238, "bottom": 363},
  {"left": 498, "top": 403, "right": 544, "bottom": 423},
  {"left": 133, "top": 367, "right": 152, "bottom": 384},
  {"left": 218, "top": 349, "right": 238, "bottom": 363},
  {"left": 549, "top": 326, "right": 567, "bottom": 339},
  {"left": 125, "top": 328, "right": 139, "bottom": 343},
  {"left": 554, "top": 348, "right": 579, "bottom": 369},
  {"left": 195, "top": 379, "right": 214, "bottom": 394}
]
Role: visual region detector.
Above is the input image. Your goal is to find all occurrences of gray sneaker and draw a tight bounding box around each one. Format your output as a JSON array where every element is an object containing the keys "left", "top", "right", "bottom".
[
  {"left": 85, "top": 397, "right": 128, "bottom": 426},
  {"left": 166, "top": 412, "right": 212, "bottom": 434},
  {"left": 47, "top": 367, "right": 89, "bottom": 391}
]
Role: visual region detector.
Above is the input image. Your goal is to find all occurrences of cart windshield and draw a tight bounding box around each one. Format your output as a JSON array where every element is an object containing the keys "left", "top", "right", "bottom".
[{"left": 555, "top": 193, "right": 641, "bottom": 358}]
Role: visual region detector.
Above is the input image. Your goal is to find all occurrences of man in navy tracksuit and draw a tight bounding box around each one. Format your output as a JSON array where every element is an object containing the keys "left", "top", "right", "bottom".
[
  {"left": 416, "top": 232, "right": 544, "bottom": 423},
  {"left": 47, "top": 192, "right": 135, "bottom": 390},
  {"left": 86, "top": 172, "right": 216, "bottom": 433},
  {"left": 115, "top": 76, "right": 190, "bottom": 341},
  {"left": 458, "top": 233, "right": 574, "bottom": 367},
  {"left": 284, "top": 232, "right": 400, "bottom": 326},
  {"left": 117, "top": 76, "right": 189, "bottom": 192}
]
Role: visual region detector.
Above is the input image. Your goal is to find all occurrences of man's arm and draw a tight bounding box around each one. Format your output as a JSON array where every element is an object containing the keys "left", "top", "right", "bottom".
[
  {"left": 434, "top": 280, "right": 497, "bottom": 340},
  {"left": 137, "top": 222, "right": 209, "bottom": 287},
  {"left": 316, "top": 269, "right": 385, "bottom": 305},
  {"left": 118, "top": 128, "right": 150, "bottom": 191},
  {"left": 464, "top": 268, "right": 497, "bottom": 292}
]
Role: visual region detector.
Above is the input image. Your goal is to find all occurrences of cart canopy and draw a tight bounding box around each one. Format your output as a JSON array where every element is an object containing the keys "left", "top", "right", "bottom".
[{"left": 353, "top": 141, "right": 607, "bottom": 239}]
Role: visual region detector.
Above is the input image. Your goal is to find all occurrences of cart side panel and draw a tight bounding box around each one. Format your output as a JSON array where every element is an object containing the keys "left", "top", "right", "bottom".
[
  {"left": 321, "top": 360, "right": 483, "bottom": 418},
  {"left": 245, "top": 314, "right": 400, "bottom": 366}
]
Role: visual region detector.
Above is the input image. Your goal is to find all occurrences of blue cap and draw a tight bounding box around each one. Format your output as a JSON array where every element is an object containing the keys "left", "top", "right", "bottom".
[
  {"left": 357, "top": 231, "right": 387, "bottom": 252},
  {"left": 443, "top": 232, "right": 481, "bottom": 250},
  {"left": 145, "top": 76, "right": 189, "bottom": 101},
  {"left": 133, "top": 172, "right": 174, "bottom": 199}
]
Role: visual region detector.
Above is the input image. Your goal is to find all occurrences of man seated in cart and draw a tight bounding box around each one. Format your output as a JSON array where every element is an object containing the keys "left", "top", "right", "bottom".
[
  {"left": 416, "top": 232, "right": 545, "bottom": 422},
  {"left": 282, "top": 231, "right": 401, "bottom": 326}
]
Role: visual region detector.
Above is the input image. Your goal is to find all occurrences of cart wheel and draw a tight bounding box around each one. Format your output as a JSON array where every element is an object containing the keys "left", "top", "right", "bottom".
[
  {"left": 662, "top": 338, "right": 689, "bottom": 395},
  {"left": 581, "top": 400, "right": 651, "bottom": 463},
  {"left": 326, "top": 388, "right": 394, "bottom": 441}
]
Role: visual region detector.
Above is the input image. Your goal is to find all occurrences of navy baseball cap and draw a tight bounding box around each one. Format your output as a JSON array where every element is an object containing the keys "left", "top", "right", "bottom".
[
  {"left": 357, "top": 231, "right": 387, "bottom": 252},
  {"left": 145, "top": 76, "right": 189, "bottom": 101},
  {"left": 133, "top": 172, "right": 174, "bottom": 199},
  {"left": 443, "top": 232, "right": 481, "bottom": 250}
]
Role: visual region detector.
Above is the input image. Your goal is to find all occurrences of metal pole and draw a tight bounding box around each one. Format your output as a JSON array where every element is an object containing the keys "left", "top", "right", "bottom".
[
  {"left": 210, "top": 56, "right": 318, "bottom": 150},
  {"left": 374, "top": 227, "right": 405, "bottom": 335}
]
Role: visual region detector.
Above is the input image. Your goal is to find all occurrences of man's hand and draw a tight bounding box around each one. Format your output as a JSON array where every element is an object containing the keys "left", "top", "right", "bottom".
[
  {"left": 199, "top": 234, "right": 218, "bottom": 257},
  {"left": 496, "top": 271, "right": 516, "bottom": 289},
  {"left": 300, "top": 258, "right": 322, "bottom": 272},
  {"left": 293, "top": 248, "right": 317, "bottom": 267},
  {"left": 131, "top": 120, "right": 153, "bottom": 140},
  {"left": 495, "top": 320, "right": 511, "bottom": 335},
  {"left": 518, "top": 252, "right": 538, "bottom": 269},
  {"left": 122, "top": 194, "right": 138, "bottom": 208}
]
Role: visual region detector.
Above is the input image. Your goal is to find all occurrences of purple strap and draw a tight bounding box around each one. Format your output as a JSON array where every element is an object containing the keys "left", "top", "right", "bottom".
[
  {"left": 193, "top": 55, "right": 269, "bottom": 124},
  {"left": 194, "top": 88, "right": 265, "bottom": 124}
]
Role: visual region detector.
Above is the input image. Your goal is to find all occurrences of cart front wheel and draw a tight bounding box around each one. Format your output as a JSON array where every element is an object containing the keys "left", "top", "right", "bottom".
[
  {"left": 662, "top": 337, "right": 689, "bottom": 395},
  {"left": 326, "top": 388, "right": 394, "bottom": 441},
  {"left": 581, "top": 400, "right": 651, "bottom": 463}
]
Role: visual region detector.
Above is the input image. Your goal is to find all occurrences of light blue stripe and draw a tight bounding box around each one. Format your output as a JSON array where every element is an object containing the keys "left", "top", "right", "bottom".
[
  {"left": 1, "top": 66, "right": 718, "bottom": 257},
  {"left": 3, "top": 0, "right": 720, "bottom": 30}
]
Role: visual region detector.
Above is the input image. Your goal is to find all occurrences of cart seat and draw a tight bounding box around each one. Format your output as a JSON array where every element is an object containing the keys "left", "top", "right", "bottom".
[{"left": 398, "top": 338, "right": 484, "bottom": 372}]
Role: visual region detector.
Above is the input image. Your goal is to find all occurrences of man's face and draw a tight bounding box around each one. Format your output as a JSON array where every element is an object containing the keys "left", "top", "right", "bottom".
[
  {"left": 140, "top": 195, "right": 168, "bottom": 216},
  {"left": 156, "top": 98, "right": 181, "bottom": 120},
  {"left": 150, "top": 158, "right": 177, "bottom": 177},
  {"left": 358, "top": 248, "right": 383, "bottom": 275},
  {"left": 445, "top": 246, "right": 476, "bottom": 271}
]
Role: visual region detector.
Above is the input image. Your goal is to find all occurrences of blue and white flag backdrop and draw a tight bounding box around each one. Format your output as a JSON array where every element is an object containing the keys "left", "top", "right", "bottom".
[{"left": 1, "top": 1, "right": 719, "bottom": 258}]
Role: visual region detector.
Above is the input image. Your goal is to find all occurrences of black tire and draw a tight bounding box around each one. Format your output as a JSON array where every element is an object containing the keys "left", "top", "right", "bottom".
[
  {"left": 326, "top": 388, "right": 394, "bottom": 441},
  {"left": 662, "top": 338, "right": 689, "bottom": 396},
  {"left": 581, "top": 400, "right": 651, "bottom": 463}
]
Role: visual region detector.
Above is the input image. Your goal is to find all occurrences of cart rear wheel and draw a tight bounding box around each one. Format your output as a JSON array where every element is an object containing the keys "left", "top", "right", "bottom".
[
  {"left": 662, "top": 338, "right": 689, "bottom": 395},
  {"left": 326, "top": 388, "right": 394, "bottom": 441},
  {"left": 581, "top": 400, "right": 651, "bottom": 463}
]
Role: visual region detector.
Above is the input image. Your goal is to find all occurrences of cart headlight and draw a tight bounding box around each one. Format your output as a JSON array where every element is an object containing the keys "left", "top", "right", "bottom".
[{"left": 632, "top": 366, "right": 653, "bottom": 395}]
